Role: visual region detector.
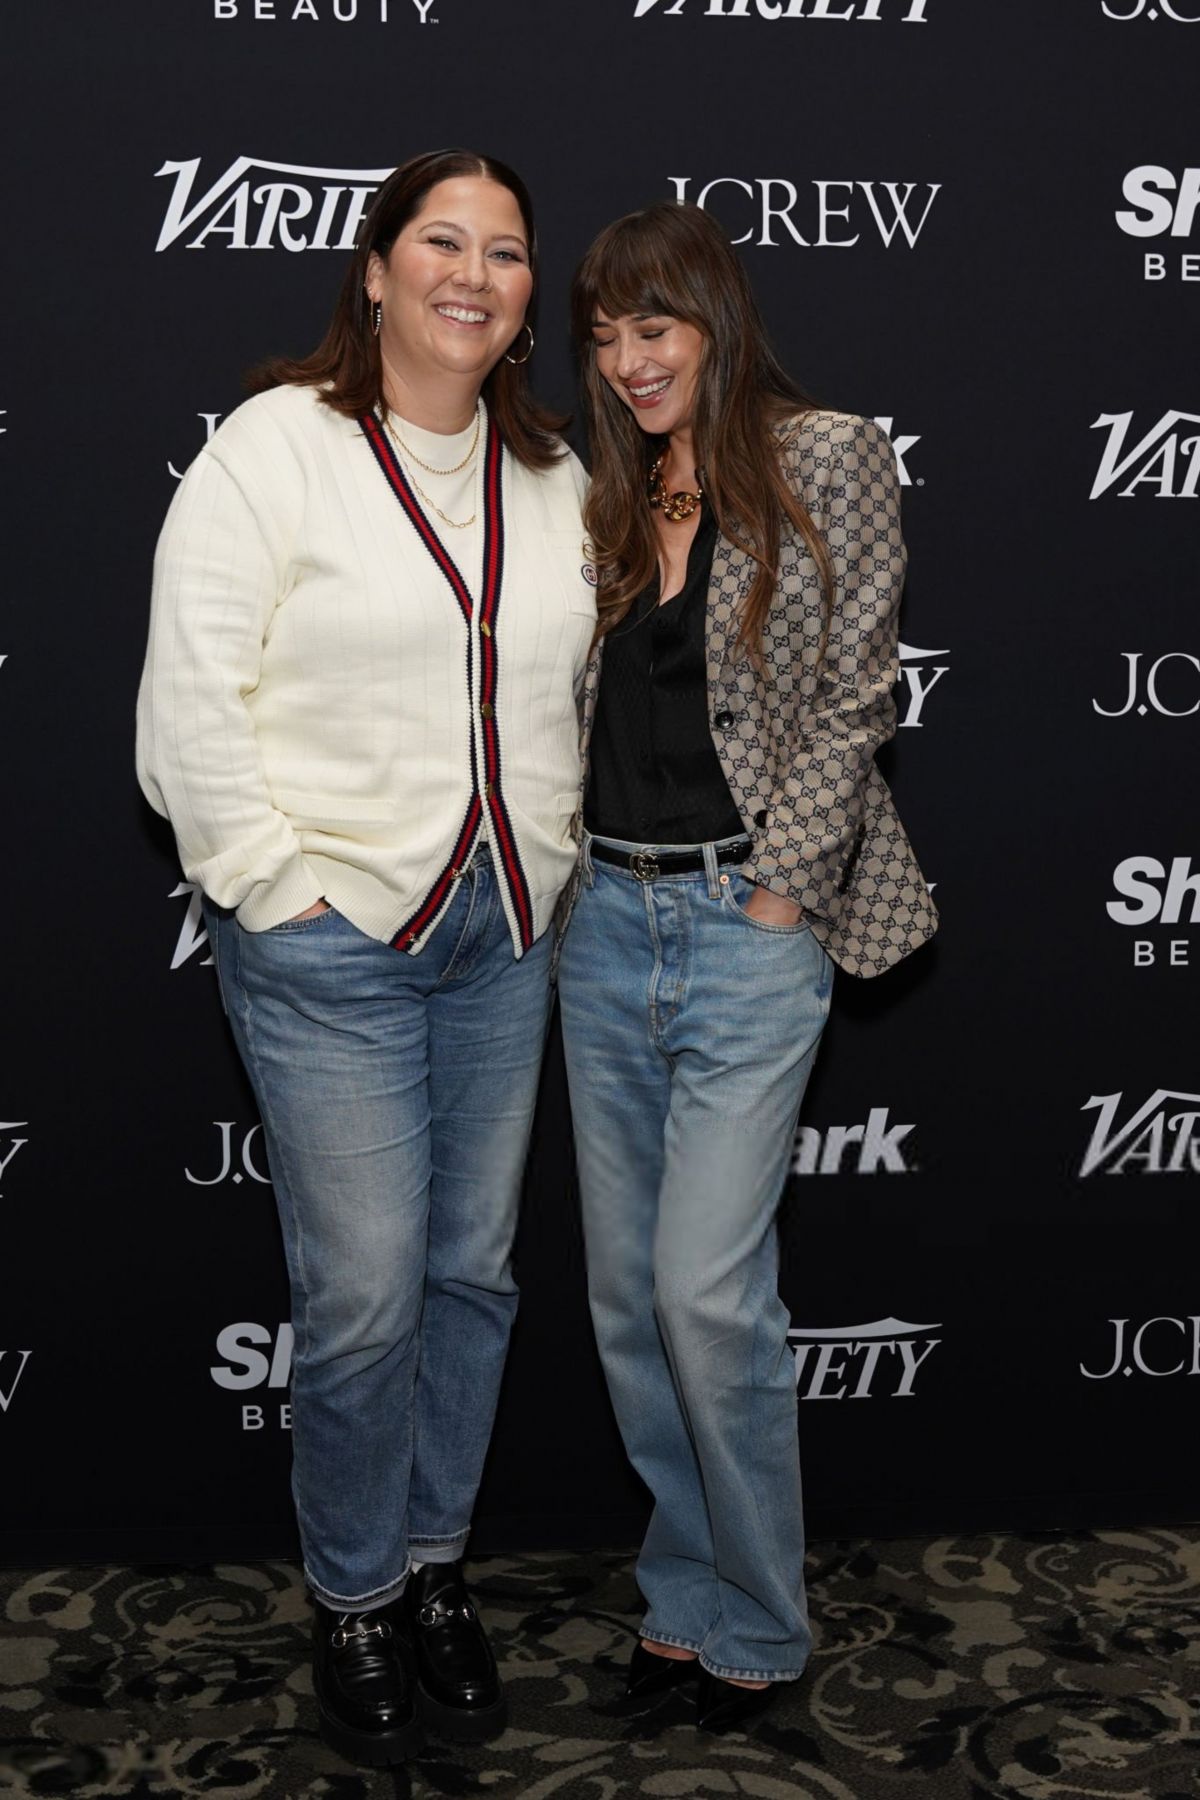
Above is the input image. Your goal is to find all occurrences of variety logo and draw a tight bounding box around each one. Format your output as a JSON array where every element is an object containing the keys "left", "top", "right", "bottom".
[
  {"left": 211, "top": 1323, "right": 293, "bottom": 1430},
  {"left": 0, "top": 1123, "right": 28, "bottom": 1196},
  {"left": 668, "top": 176, "right": 940, "bottom": 249},
  {"left": 187, "top": 1122, "right": 271, "bottom": 1187},
  {"left": 637, "top": 0, "right": 930, "bottom": 18},
  {"left": 1116, "top": 167, "right": 1200, "bottom": 283},
  {"left": 170, "top": 881, "right": 214, "bottom": 970},
  {"left": 1081, "top": 1315, "right": 1200, "bottom": 1379},
  {"left": 788, "top": 1317, "right": 941, "bottom": 1399},
  {"left": 169, "top": 413, "right": 222, "bottom": 480},
  {"left": 212, "top": 0, "right": 439, "bottom": 21},
  {"left": 792, "top": 1107, "right": 915, "bottom": 1174},
  {"left": 897, "top": 641, "right": 949, "bottom": 728},
  {"left": 1079, "top": 1090, "right": 1200, "bottom": 1176},
  {"left": 1108, "top": 856, "right": 1200, "bottom": 967},
  {"left": 1102, "top": 0, "right": 1200, "bottom": 18},
  {"left": 155, "top": 157, "right": 393, "bottom": 252},
  {"left": 1089, "top": 411, "right": 1200, "bottom": 499},
  {"left": 1093, "top": 652, "right": 1200, "bottom": 718},
  {"left": 0, "top": 1351, "right": 32, "bottom": 1415}
]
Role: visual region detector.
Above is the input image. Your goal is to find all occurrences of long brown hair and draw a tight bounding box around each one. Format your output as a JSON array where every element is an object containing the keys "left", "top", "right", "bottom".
[
  {"left": 249, "top": 148, "right": 564, "bottom": 471},
  {"left": 571, "top": 202, "right": 833, "bottom": 657}
]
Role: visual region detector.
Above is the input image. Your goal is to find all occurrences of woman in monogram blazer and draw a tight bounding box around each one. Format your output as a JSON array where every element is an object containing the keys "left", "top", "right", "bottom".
[{"left": 556, "top": 202, "right": 936, "bottom": 1732}]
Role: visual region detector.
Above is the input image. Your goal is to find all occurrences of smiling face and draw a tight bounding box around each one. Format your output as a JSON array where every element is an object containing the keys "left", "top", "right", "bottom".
[
  {"left": 590, "top": 312, "right": 706, "bottom": 439},
  {"left": 366, "top": 175, "right": 534, "bottom": 395}
]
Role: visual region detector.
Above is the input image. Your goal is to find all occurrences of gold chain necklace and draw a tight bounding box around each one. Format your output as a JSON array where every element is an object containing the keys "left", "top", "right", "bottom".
[
  {"left": 648, "top": 451, "right": 703, "bottom": 524},
  {"left": 386, "top": 405, "right": 481, "bottom": 475},
  {"left": 384, "top": 412, "right": 477, "bottom": 531}
]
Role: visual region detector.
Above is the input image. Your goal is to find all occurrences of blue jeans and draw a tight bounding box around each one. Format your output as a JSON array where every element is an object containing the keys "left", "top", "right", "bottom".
[
  {"left": 206, "top": 851, "right": 552, "bottom": 1611},
  {"left": 558, "top": 834, "right": 833, "bottom": 1682}
]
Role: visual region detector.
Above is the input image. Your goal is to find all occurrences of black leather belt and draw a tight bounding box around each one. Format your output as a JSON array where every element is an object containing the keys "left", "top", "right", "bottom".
[{"left": 590, "top": 840, "right": 751, "bottom": 882}]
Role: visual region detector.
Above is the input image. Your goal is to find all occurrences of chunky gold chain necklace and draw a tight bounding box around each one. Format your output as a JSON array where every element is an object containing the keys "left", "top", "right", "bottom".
[
  {"left": 384, "top": 411, "right": 477, "bottom": 531},
  {"left": 648, "top": 451, "right": 703, "bottom": 523}
]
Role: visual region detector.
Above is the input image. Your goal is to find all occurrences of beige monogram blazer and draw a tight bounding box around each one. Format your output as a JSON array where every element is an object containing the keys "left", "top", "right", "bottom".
[{"left": 565, "top": 410, "right": 937, "bottom": 978}]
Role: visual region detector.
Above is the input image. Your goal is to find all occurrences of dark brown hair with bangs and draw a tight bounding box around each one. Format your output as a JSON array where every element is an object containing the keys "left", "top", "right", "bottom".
[
  {"left": 570, "top": 202, "right": 832, "bottom": 655},
  {"left": 248, "top": 148, "right": 564, "bottom": 471}
]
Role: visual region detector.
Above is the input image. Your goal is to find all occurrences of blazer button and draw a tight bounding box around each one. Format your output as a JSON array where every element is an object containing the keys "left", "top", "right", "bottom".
[
  {"left": 713, "top": 708, "right": 735, "bottom": 730},
  {"left": 754, "top": 809, "right": 768, "bottom": 829}
]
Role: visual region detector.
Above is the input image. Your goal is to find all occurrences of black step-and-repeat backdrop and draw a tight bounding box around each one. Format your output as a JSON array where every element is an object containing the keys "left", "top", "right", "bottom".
[{"left": 2, "top": 0, "right": 1197, "bottom": 1564}]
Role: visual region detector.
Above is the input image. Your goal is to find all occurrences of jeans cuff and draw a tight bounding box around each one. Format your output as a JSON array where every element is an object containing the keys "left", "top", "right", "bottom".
[
  {"left": 307, "top": 1561, "right": 410, "bottom": 1612},
  {"left": 698, "top": 1655, "right": 807, "bottom": 1682},
  {"left": 407, "top": 1528, "right": 470, "bottom": 1564},
  {"left": 641, "top": 1629, "right": 704, "bottom": 1655}
]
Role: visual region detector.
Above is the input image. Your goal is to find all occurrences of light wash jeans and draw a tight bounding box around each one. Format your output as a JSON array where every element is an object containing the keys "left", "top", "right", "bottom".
[
  {"left": 558, "top": 833, "right": 833, "bottom": 1683},
  {"left": 205, "top": 849, "right": 552, "bottom": 1611}
]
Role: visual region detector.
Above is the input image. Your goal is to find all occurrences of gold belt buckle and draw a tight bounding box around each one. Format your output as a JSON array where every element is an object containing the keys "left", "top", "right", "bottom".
[{"left": 630, "top": 850, "right": 660, "bottom": 882}]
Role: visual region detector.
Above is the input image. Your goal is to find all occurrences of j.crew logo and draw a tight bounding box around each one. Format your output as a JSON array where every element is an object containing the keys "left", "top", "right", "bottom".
[
  {"left": 1081, "top": 1316, "right": 1200, "bottom": 1379},
  {"left": 155, "top": 157, "right": 393, "bottom": 252},
  {"left": 1094, "top": 652, "right": 1200, "bottom": 718},
  {"left": 788, "top": 1317, "right": 941, "bottom": 1399},
  {"left": 636, "top": 0, "right": 930, "bottom": 17},
  {"left": 187, "top": 1122, "right": 271, "bottom": 1187},
  {"left": 1102, "top": 0, "right": 1200, "bottom": 18},
  {"left": 169, "top": 413, "right": 222, "bottom": 480},
  {"left": 1090, "top": 411, "right": 1200, "bottom": 499},
  {"left": 669, "top": 177, "right": 940, "bottom": 249}
]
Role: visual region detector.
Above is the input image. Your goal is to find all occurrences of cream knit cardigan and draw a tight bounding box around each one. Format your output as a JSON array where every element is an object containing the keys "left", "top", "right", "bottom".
[{"left": 137, "top": 384, "right": 594, "bottom": 952}]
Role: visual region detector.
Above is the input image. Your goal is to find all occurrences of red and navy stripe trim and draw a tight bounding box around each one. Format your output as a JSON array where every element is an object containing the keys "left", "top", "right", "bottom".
[{"left": 360, "top": 409, "right": 534, "bottom": 953}]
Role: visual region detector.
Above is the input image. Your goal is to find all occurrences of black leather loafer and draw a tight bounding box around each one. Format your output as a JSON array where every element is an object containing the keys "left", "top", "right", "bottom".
[
  {"left": 401, "top": 1561, "right": 506, "bottom": 1743},
  {"left": 696, "top": 1669, "right": 779, "bottom": 1734},
  {"left": 625, "top": 1640, "right": 701, "bottom": 1699},
  {"left": 312, "top": 1600, "right": 423, "bottom": 1766}
]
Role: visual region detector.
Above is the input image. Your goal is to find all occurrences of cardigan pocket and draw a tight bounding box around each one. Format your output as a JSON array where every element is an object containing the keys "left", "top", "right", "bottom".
[
  {"left": 271, "top": 788, "right": 397, "bottom": 830},
  {"left": 542, "top": 530, "right": 599, "bottom": 619}
]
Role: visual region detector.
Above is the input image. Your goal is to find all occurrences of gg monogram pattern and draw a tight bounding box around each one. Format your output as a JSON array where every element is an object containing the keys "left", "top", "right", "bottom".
[{"left": 570, "top": 411, "right": 937, "bottom": 978}]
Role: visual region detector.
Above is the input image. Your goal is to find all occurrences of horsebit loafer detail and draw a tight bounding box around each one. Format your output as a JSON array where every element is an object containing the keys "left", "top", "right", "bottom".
[
  {"left": 625, "top": 1640, "right": 701, "bottom": 1700},
  {"left": 312, "top": 1600, "right": 423, "bottom": 1766},
  {"left": 401, "top": 1562, "right": 507, "bottom": 1743}
]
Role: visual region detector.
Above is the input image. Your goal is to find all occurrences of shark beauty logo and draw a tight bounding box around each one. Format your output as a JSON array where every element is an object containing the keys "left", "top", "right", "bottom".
[{"left": 211, "top": 1, "right": 441, "bottom": 22}]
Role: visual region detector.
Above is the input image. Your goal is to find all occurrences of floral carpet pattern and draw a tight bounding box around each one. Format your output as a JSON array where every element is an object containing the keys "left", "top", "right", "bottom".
[{"left": 1, "top": 1529, "right": 1198, "bottom": 1799}]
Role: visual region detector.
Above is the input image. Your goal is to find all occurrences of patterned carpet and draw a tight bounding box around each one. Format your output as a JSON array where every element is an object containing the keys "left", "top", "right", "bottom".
[{"left": 1, "top": 1529, "right": 1198, "bottom": 1799}]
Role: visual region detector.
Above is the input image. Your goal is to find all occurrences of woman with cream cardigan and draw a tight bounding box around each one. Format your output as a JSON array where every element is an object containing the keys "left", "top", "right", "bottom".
[{"left": 137, "top": 148, "right": 593, "bottom": 1768}]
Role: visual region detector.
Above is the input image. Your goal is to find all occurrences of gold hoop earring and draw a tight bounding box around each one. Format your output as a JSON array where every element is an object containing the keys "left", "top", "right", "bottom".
[{"left": 505, "top": 323, "right": 534, "bottom": 366}]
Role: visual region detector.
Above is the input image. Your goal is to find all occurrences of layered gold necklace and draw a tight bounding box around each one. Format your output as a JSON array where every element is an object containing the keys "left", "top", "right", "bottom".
[
  {"left": 648, "top": 450, "right": 703, "bottom": 523},
  {"left": 384, "top": 407, "right": 480, "bottom": 531}
]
